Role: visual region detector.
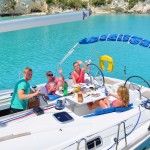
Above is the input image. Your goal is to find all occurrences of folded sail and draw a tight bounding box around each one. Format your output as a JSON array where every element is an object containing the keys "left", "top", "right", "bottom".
[{"left": 0, "top": 11, "right": 90, "bottom": 33}]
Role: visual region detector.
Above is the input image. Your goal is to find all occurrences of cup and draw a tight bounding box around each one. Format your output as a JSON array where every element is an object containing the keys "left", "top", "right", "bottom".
[
  {"left": 55, "top": 100, "right": 64, "bottom": 110},
  {"left": 77, "top": 93, "right": 83, "bottom": 103},
  {"left": 59, "top": 86, "right": 63, "bottom": 91}
]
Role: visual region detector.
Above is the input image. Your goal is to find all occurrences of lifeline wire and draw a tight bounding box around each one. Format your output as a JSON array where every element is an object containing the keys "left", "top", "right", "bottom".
[{"left": 107, "top": 106, "right": 141, "bottom": 150}]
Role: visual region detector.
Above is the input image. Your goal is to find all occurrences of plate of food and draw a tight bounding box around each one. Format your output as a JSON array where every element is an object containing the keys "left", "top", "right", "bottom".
[
  {"left": 90, "top": 93, "right": 100, "bottom": 97},
  {"left": 78, "top": 83, "right": 85, "bottom": 87}
]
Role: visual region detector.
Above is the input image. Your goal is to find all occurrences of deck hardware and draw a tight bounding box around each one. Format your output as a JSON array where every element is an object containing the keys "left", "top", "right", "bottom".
[
  {"left": 114, "top": 121, "right": 127, "bottom": 150},
  {"left": 148, "top": 125, "right": 150, "bottom": 131},
  {"left": 77, "top": 138, "right": 87, "bottom": 150}
]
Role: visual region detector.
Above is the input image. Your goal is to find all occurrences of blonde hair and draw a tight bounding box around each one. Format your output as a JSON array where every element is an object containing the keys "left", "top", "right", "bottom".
[
  {"left": 24, "top": 67, "right": 32, "bottom": 74},
  {"left": 117, "top": 86, "right": 129, "bottom": 106}
]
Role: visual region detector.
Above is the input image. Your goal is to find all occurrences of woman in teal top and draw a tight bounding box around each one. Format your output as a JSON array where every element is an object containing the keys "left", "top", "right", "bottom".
[{"left": 10, "top": 68, "right": 41, "bottom": 114}]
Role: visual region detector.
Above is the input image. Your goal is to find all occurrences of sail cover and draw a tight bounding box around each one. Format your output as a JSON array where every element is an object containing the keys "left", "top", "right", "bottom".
[
  {"left": 79, "top": 34, "right": 150, "bottom": 48},
  {"left": 0, "top": 11, "right": 89, "bottom": 33}
]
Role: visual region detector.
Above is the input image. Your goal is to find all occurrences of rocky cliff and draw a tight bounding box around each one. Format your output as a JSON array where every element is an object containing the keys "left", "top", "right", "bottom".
[
  {"left": 0, "top": 0, "right": 150, "bottom": 16},
  {"left": 129, "top": 0, "right": 150, "bottom": 14}
]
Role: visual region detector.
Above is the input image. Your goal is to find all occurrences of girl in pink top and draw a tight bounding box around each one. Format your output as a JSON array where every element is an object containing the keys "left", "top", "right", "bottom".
[
  {"left": 87, "top": 86, "right": 129, "bottom": 110},
  {"left": 71, "top": 60, "right": 88, "bottom": 84}
]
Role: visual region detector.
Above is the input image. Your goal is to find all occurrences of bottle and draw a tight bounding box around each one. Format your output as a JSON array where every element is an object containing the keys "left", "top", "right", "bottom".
[
  {"left": 105, "top": 87, "right": 109, "bottom": 96},
  {"left": 99, "top": 76, "right": 103, "bottom": 87},
  {"left": 63, "top": 82, "right": 68, "bottom": 96},
  {"left": 69, "top": 72, "right": 72, "bottom": 79}
]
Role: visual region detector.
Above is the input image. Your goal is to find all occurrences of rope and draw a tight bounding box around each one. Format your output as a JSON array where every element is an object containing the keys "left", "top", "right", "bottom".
[
  {"left": 116, "top": 34, "right": 119, "bottom": 41},
  {"left": 83, "top": 22, "right": 100, "bottom": 63},
  {"left": 138, "top": 39, "right": 144, "bottom": 45},
  {"left": 98, "top": 35, "right": 101, "bottom": 41},
  {"left": 106, "top": 34, "right": 110, "bottom": 41},
  {"left": 122, "top": 34, "right": 124, "bottom": 41},
  {"left": 88, "top": 47, "right": 100, "bottom": 63},
  {"left": 128, "top": 35, "right": 133, "bottom": 44}
]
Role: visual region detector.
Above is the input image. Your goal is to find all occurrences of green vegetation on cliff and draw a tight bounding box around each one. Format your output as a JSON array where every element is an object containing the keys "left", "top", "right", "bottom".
[
  {"left": 46, "top": 0, "right": 88, "bottom": 10},
  {"left": 91, "top": 0, "right": 106, "bottom": 6}
]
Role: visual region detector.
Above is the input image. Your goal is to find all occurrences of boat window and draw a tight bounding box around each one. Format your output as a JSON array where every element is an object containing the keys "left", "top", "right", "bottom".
[{"left": 87, "top": 136, "right": 102, "bottom": 149}]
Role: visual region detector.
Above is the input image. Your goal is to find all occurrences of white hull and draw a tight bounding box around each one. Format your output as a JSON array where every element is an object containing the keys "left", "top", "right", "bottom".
[
  {"left": 1, "top": 11, "right": 150, "bottom": 150},
  {"left": 0, "top": 77, "right": 150, "bottom": 150}
]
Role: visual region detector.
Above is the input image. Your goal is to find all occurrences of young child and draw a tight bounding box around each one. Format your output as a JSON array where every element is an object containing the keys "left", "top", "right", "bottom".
[{"left": 87, "top": 86, "right": 129, "bottom": 110}]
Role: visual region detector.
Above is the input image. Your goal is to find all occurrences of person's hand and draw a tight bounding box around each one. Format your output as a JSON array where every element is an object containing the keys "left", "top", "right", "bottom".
[
  {"left": 104, "top": 98, "right": 109, "bottom": 105},
  {"left": 58, "top": 68, "right": 62, "bottom": 74},
  {"left": 55, "top": 85, "right": 59, "bottom": 91},
  {"left": 36, "top": 86, "right": 41, "bottom": 95},
  {"left": 51, "top": 86, "right": 57, "bottom": 92},
  {"left": 104, "top": 98, "right": 108, "bottom": 103},
  {"left": 77, "top": 60, "right": 82, "bottom": 65},
  {"left": 39, "top": 93, "right": 49, "bottom": 100},
  {"left": 107, "top": 91, "right": 111, "bottom": 96}
]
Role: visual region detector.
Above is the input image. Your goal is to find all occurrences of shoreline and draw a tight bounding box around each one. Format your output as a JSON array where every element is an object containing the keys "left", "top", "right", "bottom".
[{"left": 0, "top": 10, "right": 149, "bottom": 18}]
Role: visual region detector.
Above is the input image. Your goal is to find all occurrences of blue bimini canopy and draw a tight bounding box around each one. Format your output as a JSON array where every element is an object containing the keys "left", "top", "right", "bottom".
[
  {"left": 59, "top": 34, "right": 150, "bottom": 66},
  {"left": 79, "top": 34, "right": 150, "bottom": 48}
]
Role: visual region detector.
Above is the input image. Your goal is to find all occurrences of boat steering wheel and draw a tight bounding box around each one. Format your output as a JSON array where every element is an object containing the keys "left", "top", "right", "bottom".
[
  {"left": 124, "top": 76, "right": 150, "bottom": 103},
  {"left": 87, "top": 63, "right": 105, "bottom": 86},
  {"left": 124, "top": 75, "right": 150, "bottom": 88}
]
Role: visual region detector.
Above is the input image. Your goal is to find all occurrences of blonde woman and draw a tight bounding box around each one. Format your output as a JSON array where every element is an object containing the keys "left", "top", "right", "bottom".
[
  {"left": 99, "top": 86, "right": 129, "bottom": 109},
  {"left": 87, "top": 86, "right": 129, "bottom": 110}
]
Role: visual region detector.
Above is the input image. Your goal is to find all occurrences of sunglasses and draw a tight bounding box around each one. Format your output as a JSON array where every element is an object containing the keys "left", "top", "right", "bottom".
[{"left": 47, "top": 74, "right": 53, "bottom": 76}]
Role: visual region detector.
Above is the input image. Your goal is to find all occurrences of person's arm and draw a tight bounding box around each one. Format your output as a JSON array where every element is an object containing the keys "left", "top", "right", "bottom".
[
  {"left": 108, "top": 91, "right": 120, "bottom": 99},
  {"left": 71, "top": 72, "right": 77, "bottom": 84},
  {"left": 58, "top": 68, "right": 64, "bottom": 81},
  {"left": 38, "top": 93, "right": 49, "bottom": 100},
  {"left": 99, "top": 98, "right": 110, "bottom": 109},
  {"left": 18, "top": 87, "right": 41, "bottom": 100},
  {"left": 77, "top": 60, "right": 88, "bottom": 72},
  {"left": 45, "top": 83, "right": 56, "bottom": 94},
  {"left": 104, "top": 98, "right": 111, "bottom": 107}
]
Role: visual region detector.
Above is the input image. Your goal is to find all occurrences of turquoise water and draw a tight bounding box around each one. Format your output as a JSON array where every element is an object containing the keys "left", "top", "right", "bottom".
[
  {"left": 0, "top": 14, "right": 150, "bottom": 89},
  {"left": 135, "top": 137, "right": 150, "bottom": 150}
]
